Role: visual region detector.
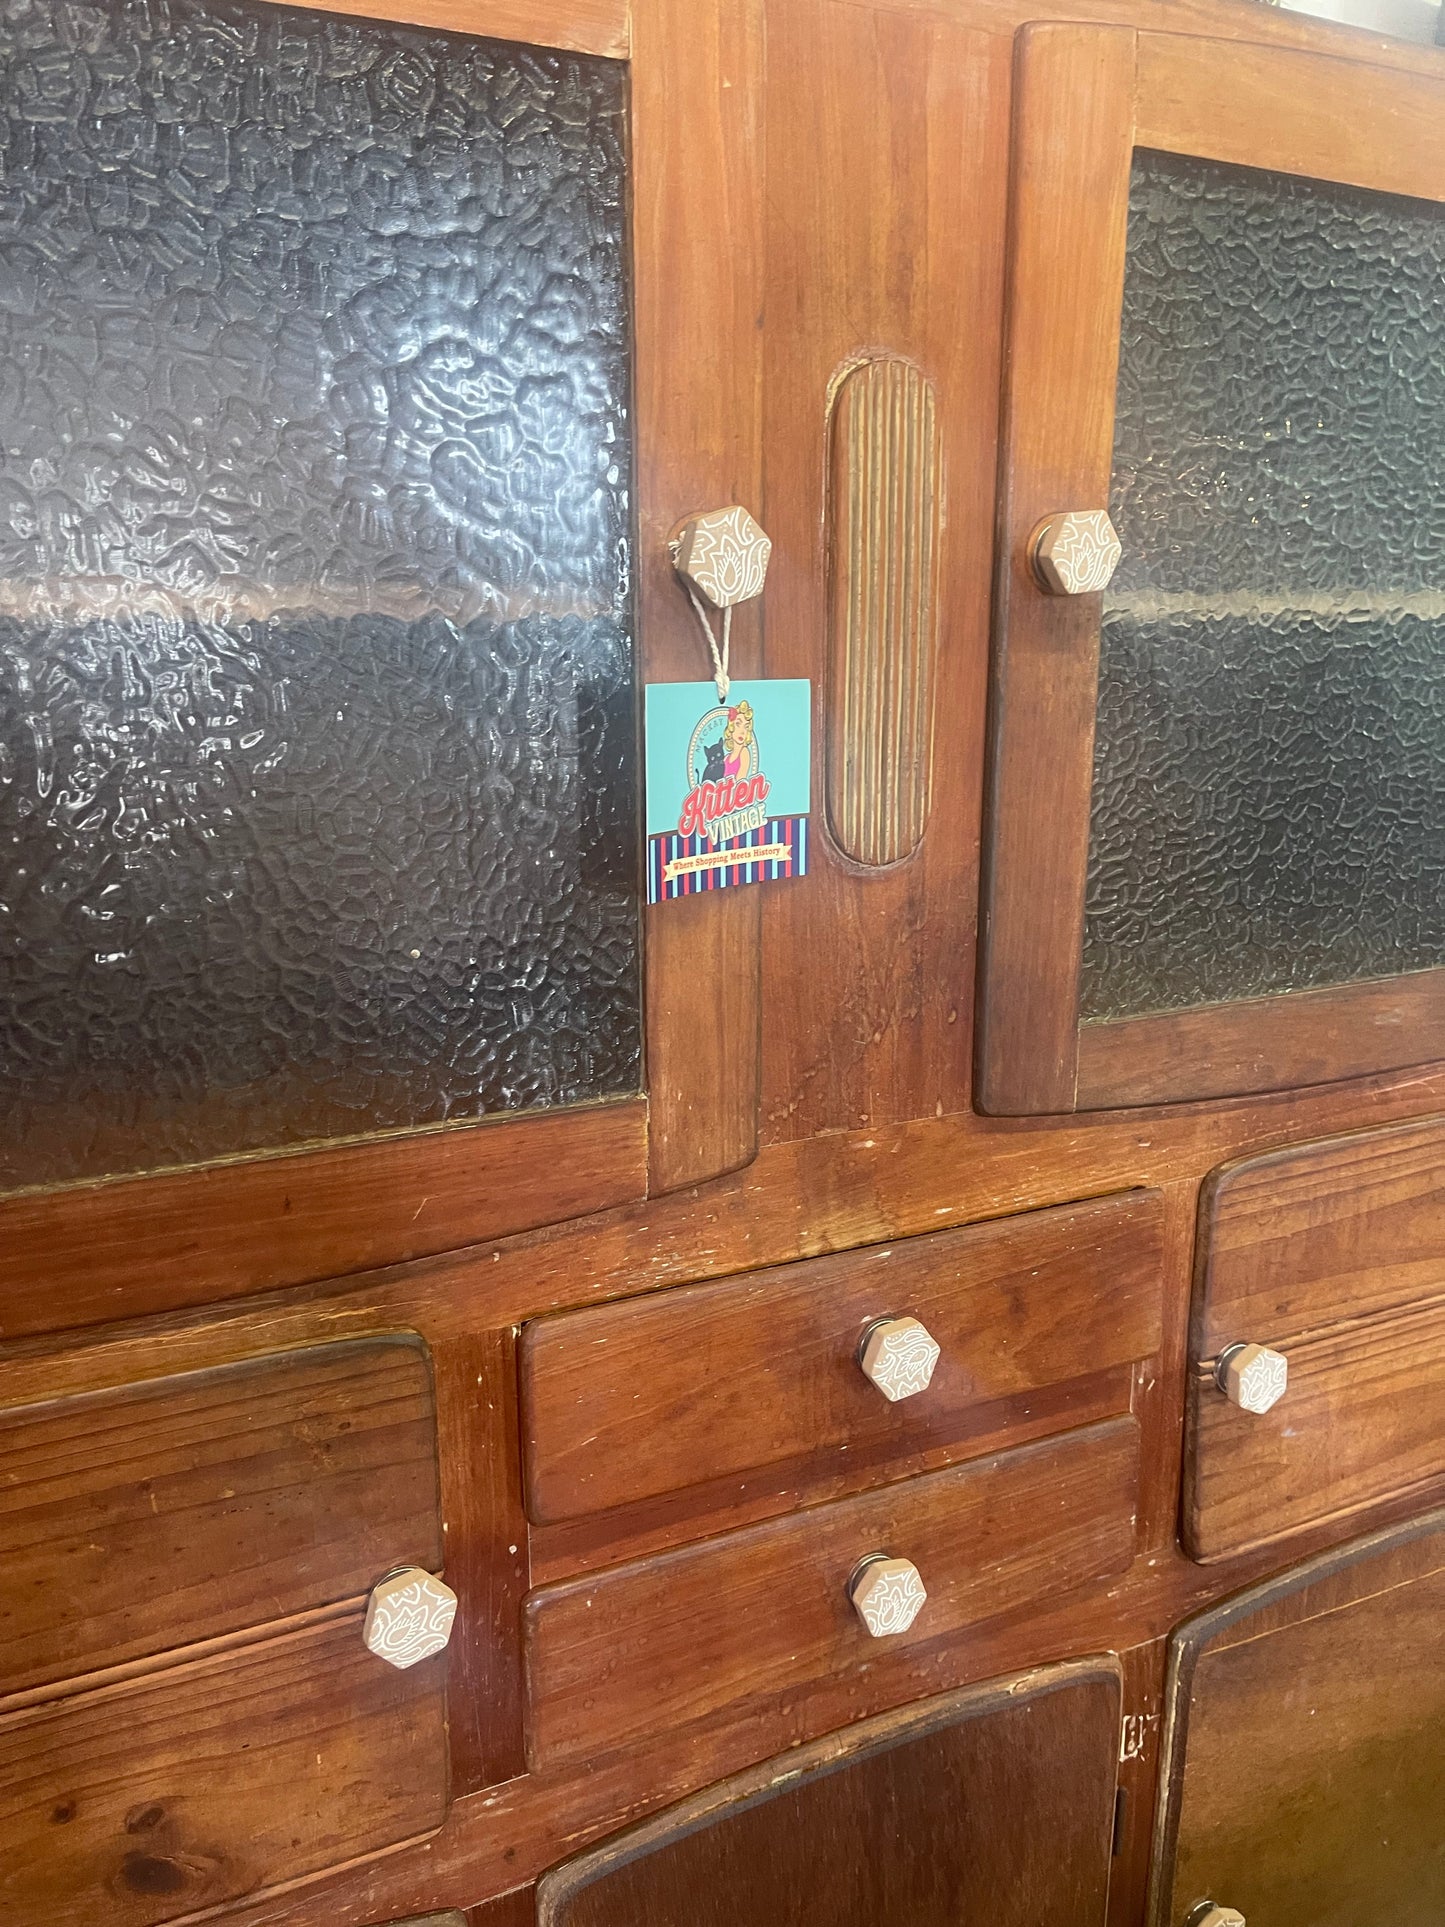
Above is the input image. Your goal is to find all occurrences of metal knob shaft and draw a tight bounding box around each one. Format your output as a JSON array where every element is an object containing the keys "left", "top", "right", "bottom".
[{"left": 1190, "top": 1906, "right": 1246, "bottom": 1927}]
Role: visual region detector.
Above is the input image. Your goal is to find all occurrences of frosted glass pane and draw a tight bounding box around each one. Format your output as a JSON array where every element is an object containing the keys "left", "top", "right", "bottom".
[
  {"left": 1082, "top": 150, "right": 1445, "bottom": 1023},
  {"left": 0, "top": 0, "right": 639, "bottom": 1188}
]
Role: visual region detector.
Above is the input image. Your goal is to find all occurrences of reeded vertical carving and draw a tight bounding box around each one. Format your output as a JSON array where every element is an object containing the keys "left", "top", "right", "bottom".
[{"left": 826, "top": 359, "right": 942, "bottom": 867}]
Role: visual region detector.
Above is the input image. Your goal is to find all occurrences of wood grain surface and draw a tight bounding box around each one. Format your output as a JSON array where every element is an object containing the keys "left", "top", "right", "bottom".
[
  {"left": 1153, "top": 1511, "right": 1445, "bottom": 1927},
  {"left": 540, "top": 1661, "right": 1121, "bottom": 1927},
  {"left": 0, "top": 1099, "right": 646, "bottom": 1341},
  {"left": 0, "top": 1337, "right": 440, "bottom": 1696},
  {"left": 975, "top": 24, "right": 1136, "bottom": 1115},
  {"left": 0, "top": 1614, "right": 447, "bottom": 1927},
  {"left": 1195, "top": 1114, "right": 1445, "bottom": 1353},
  {"left": 521, "top": 1190, "right": 1162, "bottom": 1523},
  {"left": 1185, "top": 1297, "right": 1445, "bottom": 1561},
  {"left": 1077, "top": 970, "right": 1445, "bottom": 1111},
  {"left": 634, "top": 0, "right": 767, "bottom": 1194},
  {"left": 523, "top": 1417, "right": 1138, "bottom": 1768}
]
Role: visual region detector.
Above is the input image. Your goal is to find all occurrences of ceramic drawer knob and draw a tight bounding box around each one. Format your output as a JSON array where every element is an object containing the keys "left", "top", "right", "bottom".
[
  {"left": 849, "top": 1554, "right": 928, "bottom": 1637},
  {"left": 1028, "top": 509, "right": 1122, "bottom": 595},
  {"left": 670, "top": 504, "right": 772, "bottom": 607},
  {"left": 363, "top": 1567, "right": 459, "bottom": 1669},
  {"left": 1215, "top": 1342, "right": 1289, "bottom": 1416},
  {"left": 858, "top": 1315, "right": 942, "bottom": 1402},
  {"left": 1190, "top": 1907, "right": 1246, "bottom": 1927}
]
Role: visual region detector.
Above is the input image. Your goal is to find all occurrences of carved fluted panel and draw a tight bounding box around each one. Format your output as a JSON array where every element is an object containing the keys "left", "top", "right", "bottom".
[{"left": 825, "top": 359, "right": 942, "bottom": 868}]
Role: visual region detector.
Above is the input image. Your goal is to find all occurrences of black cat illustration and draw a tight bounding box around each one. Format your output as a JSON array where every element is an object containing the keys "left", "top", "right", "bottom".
[{"left": 701, "top": 737, "right": 727, "bottom": 781}]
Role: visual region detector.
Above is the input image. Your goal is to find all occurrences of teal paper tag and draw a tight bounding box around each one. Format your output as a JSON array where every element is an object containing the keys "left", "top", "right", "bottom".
[{"left": 644, "top": 679, "right": 811, "bottom": 903}]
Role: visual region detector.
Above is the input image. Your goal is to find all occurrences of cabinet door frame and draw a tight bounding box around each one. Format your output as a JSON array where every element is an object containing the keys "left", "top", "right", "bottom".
[
  {"left": 537, "top": 1656, "right": 1124, "bottom": 1926},
  {"left": 1148, "top": 1505, "right": 1445, "bottom": 1927},
  {"left": 0, "top": 0, "right": 768, "bottom": 1338},
  {"left": 977, "top": 23, "right": 1445, "bottom": 1117}
]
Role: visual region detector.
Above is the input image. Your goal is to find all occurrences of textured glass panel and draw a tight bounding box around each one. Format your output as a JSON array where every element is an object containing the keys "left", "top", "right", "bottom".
[
  {"left": 0, "top": 0, "right": 639, "bottom": 1188},
  {"left": 1082, "top": 149, "right": 1445, "bottom": 1022}
]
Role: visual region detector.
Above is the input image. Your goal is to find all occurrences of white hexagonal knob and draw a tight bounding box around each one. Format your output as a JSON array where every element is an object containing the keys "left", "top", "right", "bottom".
[
  {"left": 1190, "top": 1907, "right": 1246, "bottom": 1927},
  {"left": 670, "top": 504, "right": 772, "bottom": 608},
  {"left": 1029, "top": 509, "right": 1122, "bottom": 594},
  {"left": 362, "top": 1567, "right": 458, "bottom": 1669},
  {"left": 848, "top": 1555, "right": 928, "bottom": 1637},
  {"left": 858, "top": 1316, "right": 941, "bottom": 1402},
  {"left": 1215, "top": 1343, "right": 1289, "bottom": 1416}
]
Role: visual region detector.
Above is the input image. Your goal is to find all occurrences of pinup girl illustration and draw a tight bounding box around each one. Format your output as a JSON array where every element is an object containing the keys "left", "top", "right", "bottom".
[{"left": 721, "top": 700, "right": 756, "bottom": 781}]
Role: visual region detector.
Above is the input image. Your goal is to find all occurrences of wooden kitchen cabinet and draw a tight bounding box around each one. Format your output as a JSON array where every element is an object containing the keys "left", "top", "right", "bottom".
[{"left": 0, "top": 0, "right": 1443, "bottom": 1921}]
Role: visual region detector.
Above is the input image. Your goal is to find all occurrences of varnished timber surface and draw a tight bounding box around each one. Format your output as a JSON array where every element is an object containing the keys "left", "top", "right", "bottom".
[
  {"left": 266, "top": 0, "right": 628, "bottom": 55},
  {"left": 760, "top": 0, "right": 996, "bottom": 1138},
  {"left": 523, "top": 1418, "right": 1138, "bottom": 1768},
  {"left": 636, "top": 0, "right": 766, "bottom": 1194},
  {"left": 0, "top": 1613, "right": 447, "bottom": 1927},
  {"left": 1137, "top": 29, "right": 1445, "bottom": 199},
  {"left": 0, "top": 1099, "right": 646, "bottom": 1341},
  {"left": 0, "top": 1337, "right": 440, "bottom": 1695},
  {"left": 1076, "top": 970, "right": 1445, "bottom": 1111},
  {"left": 521, "top": 1190, "right": 1162, "bottom": 1524},
  {"left": 1195, "top": 1114, "right": 1445, "bottom": 1352},
  {"left": 974, "top": 23, "right": 1136, "bottom": 1114},
  {"left": 1185, "top": 1297, "right": 1445, "bottom": 1562},
  {"left": 540, "top": 1661, "right": 1121, "bottom": 1927},
  {"left": 1154, "top": 1511, "right": 1445, "bottom": 1927}
]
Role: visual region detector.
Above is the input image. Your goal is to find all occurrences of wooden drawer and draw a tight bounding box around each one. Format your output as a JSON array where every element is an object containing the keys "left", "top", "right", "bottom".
[
  {"left": 0, "top": 1614, "right": 447, "bottom": 1927},
  {"left": 1187, "top": 1298, "right": 1445, "bottom": 1561},
  {"left": 523, "top": 1416, "right": 1138, "bottom": 1769},
  {"left": 520, "top": 1193, "right": 1162, "bottom": 1526},
  {"left": 0, "top": 1336, "right": 441, "bottom": 1693},
  {"left": 1187, "top": 1118, "right": 1445, "bottom": 1560},
  {"left": 1194, "top": 1114, "right": 1445, "bottom": 1353}
]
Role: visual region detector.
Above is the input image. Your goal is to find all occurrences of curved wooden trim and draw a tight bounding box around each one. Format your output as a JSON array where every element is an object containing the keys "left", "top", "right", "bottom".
[
  {"left": 1076, "top": 968, "right": 1445, "bottom": 1111},
  {"left": 0, "top": 1098, "right": 647, "bottom": 1342}
]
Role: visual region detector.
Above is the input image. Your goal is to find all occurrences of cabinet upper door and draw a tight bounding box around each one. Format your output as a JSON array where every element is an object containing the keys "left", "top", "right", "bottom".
[
  {"left": 0, "top": 0, "right": 768, "bottom": 1334},
  {"left": 978, "top": 25, "right": 1445, "bottom": 1115},
  {"left": 1152, "top": 1507, "right": 1445, "bottom": 1927},
  {"left": 539, "top": 1659, "right": 1122, "bottom": 1927}
]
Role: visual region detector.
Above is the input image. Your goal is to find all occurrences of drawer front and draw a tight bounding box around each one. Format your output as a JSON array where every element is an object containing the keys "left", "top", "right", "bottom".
[
  {"left": 1186, "top": 1298, "right": 1445, "bottom": 1561},
  {"left": 0, "top": 1337, "right": 441, "bottom": 1693},
  {"left": 0, "top": 1615, "right": 447, "bottom": 1927},
  {"left": 521, "top": 1193, "right": 1162, "bottom": 1524},
  {"left": 1196, "top": 1115, "right": 1445, "bottom": 1353},
  {"left": 523, "top": 1417, "right": 1138, "bottom": 1769}
]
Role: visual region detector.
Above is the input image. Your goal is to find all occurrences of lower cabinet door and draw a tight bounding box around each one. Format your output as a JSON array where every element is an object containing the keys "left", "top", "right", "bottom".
[
  {"left": 1152, "top": 1506, "right": 1445, "bottom": 1927},
  {"left": 537, "top": 1659, "right": 1122, "bottom": 1927}
]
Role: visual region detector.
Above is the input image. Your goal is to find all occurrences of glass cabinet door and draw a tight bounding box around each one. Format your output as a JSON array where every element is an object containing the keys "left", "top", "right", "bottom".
[
  {"left": 978, "top": 27, "right": 1445, "bottom": 1115},
  {"left": 0, "top": 0, "right": 640, "bottom": 1191}
]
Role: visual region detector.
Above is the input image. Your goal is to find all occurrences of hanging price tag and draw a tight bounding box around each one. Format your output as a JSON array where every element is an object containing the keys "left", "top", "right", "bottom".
[{"left": 644, "top": 679, "right": 811, "bottom": 904}]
